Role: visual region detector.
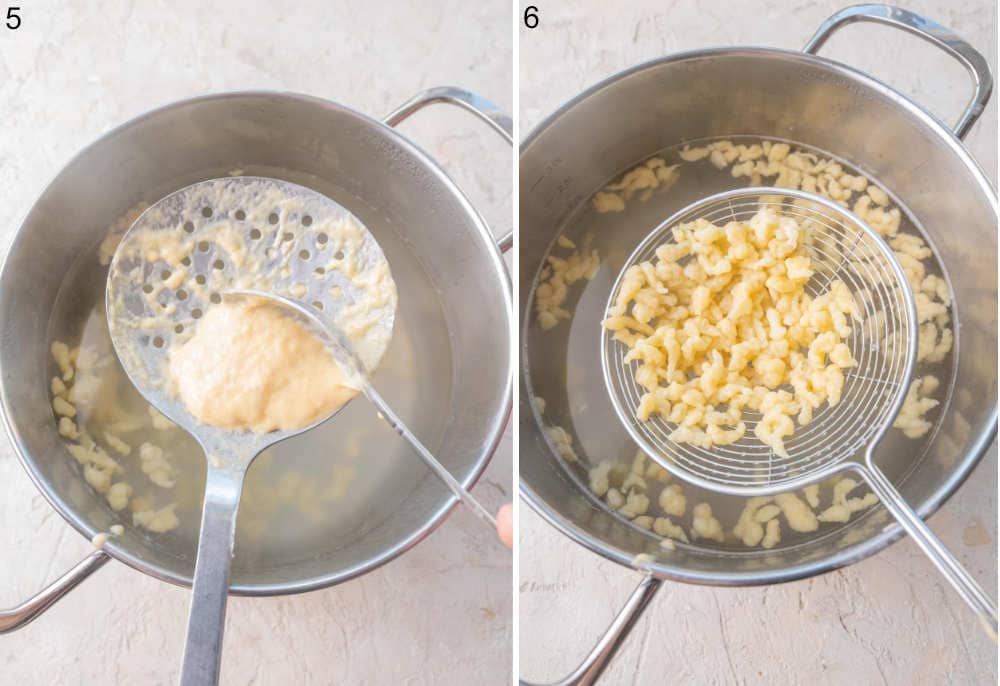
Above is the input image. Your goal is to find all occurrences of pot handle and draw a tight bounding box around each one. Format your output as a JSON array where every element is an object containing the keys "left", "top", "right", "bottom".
[
  {"left": 0, "top": 549, "right": 110, "bottom": 633},
  {"left": 384, "top": 87, "right": 513, "bottom": 253},
  {"left": 519, "top": 572, "right": 662, "bottom": 686},
  {"left": 803, "top": 4, "right": 993, "bottom": 140}
]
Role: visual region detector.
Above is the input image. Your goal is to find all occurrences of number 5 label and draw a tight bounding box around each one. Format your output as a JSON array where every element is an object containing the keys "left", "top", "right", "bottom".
[{"left": 6, "top": 6, "right": 21, "bottom": 29}]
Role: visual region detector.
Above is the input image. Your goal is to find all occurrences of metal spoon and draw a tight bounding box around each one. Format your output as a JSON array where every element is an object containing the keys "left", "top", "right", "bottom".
[{"left": 229, "top": 289, "right": 498, "bottom": 530}]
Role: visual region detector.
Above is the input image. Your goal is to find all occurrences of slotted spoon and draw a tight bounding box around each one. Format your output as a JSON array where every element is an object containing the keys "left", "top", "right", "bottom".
[
  {"left": 601, "top": 187, "right": 997, "bottom": 635},
  {"left": 106, "top": 177, "right": 397, "bottom": 685}
]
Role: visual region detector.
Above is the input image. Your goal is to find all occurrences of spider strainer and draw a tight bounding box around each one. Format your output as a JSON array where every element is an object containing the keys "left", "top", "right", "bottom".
[
  {"left": 601, "top": 187, "right": 997, "bottom": 634},
  {"left": 106, "top": 176, "right": 397, "bottom": 685}
]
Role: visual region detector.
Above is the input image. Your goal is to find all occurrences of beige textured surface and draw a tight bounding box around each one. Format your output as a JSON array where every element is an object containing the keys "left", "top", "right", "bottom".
[
  {"left": 0, "top": 1, "right": 512, "bottom": 684},
  {"left": 518, "top": 1, "right": 997, "bottom": 684}
]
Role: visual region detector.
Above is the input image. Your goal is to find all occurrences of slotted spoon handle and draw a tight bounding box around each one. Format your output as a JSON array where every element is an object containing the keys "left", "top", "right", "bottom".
[
  {"left": 859, "top": 463, "right": 998, "bottom": 639},
  {"left": 180, "top": 465, "right": 247, "bottom": 686}
]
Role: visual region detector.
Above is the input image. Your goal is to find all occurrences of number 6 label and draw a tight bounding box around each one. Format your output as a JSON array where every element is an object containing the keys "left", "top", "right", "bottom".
[{"left": 524, "top": 5, "right": 538, "bottom": 29}]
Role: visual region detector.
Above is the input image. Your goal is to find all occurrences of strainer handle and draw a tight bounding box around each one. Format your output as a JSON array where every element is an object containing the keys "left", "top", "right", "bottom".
[
  {"left": 858, "top": 463, "right": 998, "bottom": 638},
  {"left": 384, "top": 86, "right": 514, "bottom": 252},
  {"left": 0, "top": 549, "right": 109, "bottom": 633},
  {"left": 803, "top": 4, "right": 993, "bottom": 139},
  {"left": 519, "top": 573, "right": 662, "bottom": 686}
]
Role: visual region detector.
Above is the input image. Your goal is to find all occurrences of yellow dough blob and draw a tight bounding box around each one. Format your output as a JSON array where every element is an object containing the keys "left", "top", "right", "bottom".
[{"left": 168, "top": 297, "right": 357, "bottom": 433}]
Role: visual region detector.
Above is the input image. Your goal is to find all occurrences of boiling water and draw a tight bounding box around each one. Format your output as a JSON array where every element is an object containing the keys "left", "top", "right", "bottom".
[
  {"left": 48, "top": 165, "right": 454, "bottom": 571},
  {"left": 525, "top": 136, "right": 957, "bottom": 551}
]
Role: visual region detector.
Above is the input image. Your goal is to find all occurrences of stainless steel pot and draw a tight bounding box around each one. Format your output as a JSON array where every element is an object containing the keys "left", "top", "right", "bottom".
[
  {"left": 0, "top": 87, "right": 512, "bottom": 632},
  {"left": 519, "top": 6, "right": 996, "bottom": 684}
]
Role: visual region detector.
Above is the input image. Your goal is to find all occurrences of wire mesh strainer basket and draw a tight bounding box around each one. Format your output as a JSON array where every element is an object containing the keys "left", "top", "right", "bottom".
[{"left": 601, "top": 187, "right": 916, "bottom": 493}]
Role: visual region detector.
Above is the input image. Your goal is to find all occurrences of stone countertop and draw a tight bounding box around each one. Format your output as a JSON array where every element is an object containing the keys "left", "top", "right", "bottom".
[
  {"left": 0, "top": 2, "right": 512, "bottom": 684},
  {"left": 518, "top": 1, "right": 997, "bottom": 684}
]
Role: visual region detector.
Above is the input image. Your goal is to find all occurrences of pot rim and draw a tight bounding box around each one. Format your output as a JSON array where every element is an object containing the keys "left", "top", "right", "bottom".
[
  {"left": 1, "top": 89, "right": 513, "bottom": 596},
  {"left": 518, "top": 45, "right": 997, "bottom": 586}
]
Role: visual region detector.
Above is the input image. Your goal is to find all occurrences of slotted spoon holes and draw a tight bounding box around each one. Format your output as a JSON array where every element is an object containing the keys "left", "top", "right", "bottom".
[
  {"left": 115, "top": 241, "right": 221, "bottom": 356},
  {"left": 109, "top": 177, "right": 398, "bottom": 394},
  {"left": 142, "top": 275, "right": 209, "bottom": 344},
  {"left": 260, "top": 226, "right": 362, "bottom": 314}
]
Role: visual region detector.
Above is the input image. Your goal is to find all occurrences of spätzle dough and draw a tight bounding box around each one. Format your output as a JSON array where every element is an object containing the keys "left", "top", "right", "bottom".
[
  {"left": 591, "top": 157, "right": 681, "bottom": 213},
  {"left": 168, "top": 297, "right": 359, "bottom": 433},
  {"left": 534, "top": 236, "right": 600, "bottom": 330},
  {"left": 50, "top": 337, "right": 180, "bottom": 533},
  {"left": 587, "top": 452, "right": 887, "bottom": 551}
]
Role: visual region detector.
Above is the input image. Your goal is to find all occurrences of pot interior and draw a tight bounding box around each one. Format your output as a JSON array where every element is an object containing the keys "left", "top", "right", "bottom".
[
  {"left": 1, "top": 92, "right": 511, "bottom": 592},
  {"left": 520, "top": 50, "right": 996, "bottom": 582}
]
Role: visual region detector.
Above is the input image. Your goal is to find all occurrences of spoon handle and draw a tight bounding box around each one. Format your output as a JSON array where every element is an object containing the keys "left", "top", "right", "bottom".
[
  {"left": 179, "top": 466, "right": 246, "bottom": 686},
  {"left": 363, "top": 383, "right": 498, "bottom": 530}
]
